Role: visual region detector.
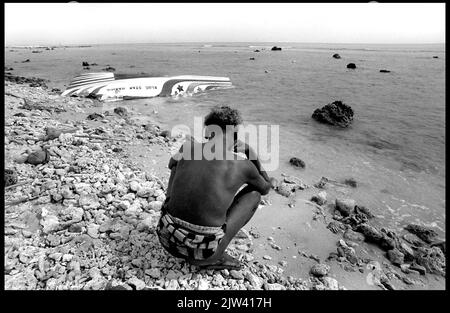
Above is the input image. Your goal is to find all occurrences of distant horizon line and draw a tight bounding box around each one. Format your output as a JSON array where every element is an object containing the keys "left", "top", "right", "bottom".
[{"left": 5, "top": 41, "right": 446, "bottom": 47}]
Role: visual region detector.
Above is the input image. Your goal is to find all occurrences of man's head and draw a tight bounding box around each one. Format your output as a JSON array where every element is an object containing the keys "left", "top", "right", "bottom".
[{"left": 204, "top": 106, "right": 242, "bottom": 144}]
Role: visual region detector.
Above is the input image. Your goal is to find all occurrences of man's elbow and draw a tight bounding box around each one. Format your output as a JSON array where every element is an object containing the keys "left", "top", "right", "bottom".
[{"left": 260, "top": 183, "right": 271, "bottom": 195}]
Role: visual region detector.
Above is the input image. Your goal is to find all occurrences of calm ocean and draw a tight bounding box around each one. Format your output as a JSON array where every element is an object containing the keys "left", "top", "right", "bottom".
[{"left": 5, "top": 42, "right": 446, "bottom": 234}]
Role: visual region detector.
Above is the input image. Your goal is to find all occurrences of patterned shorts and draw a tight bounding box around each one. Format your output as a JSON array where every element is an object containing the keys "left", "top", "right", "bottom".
[{"left": 157, "top": 212, "right": 226, "bottom": 261}]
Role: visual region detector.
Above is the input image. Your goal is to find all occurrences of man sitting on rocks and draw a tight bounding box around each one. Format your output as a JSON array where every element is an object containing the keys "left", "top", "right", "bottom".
[{"left": 157, "top": 106, "right": 276, "bottom": 269}]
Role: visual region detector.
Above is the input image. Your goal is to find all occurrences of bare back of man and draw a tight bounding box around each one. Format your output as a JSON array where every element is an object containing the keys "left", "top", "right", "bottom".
[{"left": 164, "top": 140, "right": 271, "bottom": 268}]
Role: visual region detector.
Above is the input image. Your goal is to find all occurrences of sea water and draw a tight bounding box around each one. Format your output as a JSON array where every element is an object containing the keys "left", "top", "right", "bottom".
[{"left": 5, "top": 42, "right": 445, "bottom": 235}]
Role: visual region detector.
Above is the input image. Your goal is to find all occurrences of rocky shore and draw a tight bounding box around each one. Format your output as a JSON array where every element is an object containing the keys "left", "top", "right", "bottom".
[
  {"left": 4, "top": 76, "right": 445, "bottom": 290},
  {"left": 4, "top": 79, "right": 335, "bottom": 290}
]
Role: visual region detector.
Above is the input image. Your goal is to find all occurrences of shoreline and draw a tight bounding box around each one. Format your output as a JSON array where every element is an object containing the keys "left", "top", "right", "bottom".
[{"left": 4, "top": 78, "right": 445, "bottom": 290}]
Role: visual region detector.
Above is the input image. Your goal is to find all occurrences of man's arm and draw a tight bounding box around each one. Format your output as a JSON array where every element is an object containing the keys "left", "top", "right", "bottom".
[
  {"left": 243, "top": 161, "right": 272, "bottom": 196},
  {"left": 235, "top": 140, "right": 277, "bottom": 188}
]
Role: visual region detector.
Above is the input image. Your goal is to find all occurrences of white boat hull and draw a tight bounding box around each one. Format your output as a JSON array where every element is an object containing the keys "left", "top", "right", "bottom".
[{"left": 61, "top": 73, "right": 233, "bottom": 101}]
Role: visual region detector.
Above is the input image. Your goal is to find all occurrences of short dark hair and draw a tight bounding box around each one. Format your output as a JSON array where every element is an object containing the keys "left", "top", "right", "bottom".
[{"left": 204, "top": 106, "right": 243, "bottom": 130}]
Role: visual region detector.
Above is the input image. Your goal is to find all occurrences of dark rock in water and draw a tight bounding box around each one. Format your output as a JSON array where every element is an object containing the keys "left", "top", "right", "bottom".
[
  {"left": 254, "top": 49, "right": 260, "bottom": 52},
  {"left": 380, "top": 235, "right": 397, "bottom": 251},
  {"left": 91, "top": 63, "right": 98, "bottom": 66},
  {"left": 4, "top": 66, "right": 14, "bottom": 71},
  {"left": 332, "top": 53, "right": 341, "bottom": 59},
  {"left": 310, "top": 264, "right": 330, "bottom": 277},
  {"left": 312, "top": 100, "right": 354, "bottom": 128},
  {"left": 13, "top": 112, "right": 27, "bottom": 117},
  {"left": 22, "top": 59, "right": 30, "bottom": 63},
  {"left": 87, "top": 112, "right": 105, "bottom": 120},
  {"left": 83, "top": 67, "right": 90, "bottom": 70},
  {"left": 358, "top": 223, "right": 383, "bottom": 243},
  {"left": 4, "top": 169, "right": 18, "bottom": 187},
  {"left": 32, "top": 50, "right": 42, "bottom": 53},
  {"left": 271, "top": 46, "right": 282, "bottom": 51},
  {"left": 311, "top": 191, "right": 327, "bottom": 206},
  {"left": 289, "top": 157, "right": 305, "bottom": 168},
  {"left": 405, "top": 224, "right": 438, "bottom": 244},
  {"left": 343, "top": 178, "right": 357, "bottom": 187},
  {"left": 379, "top": 69, "right": 391, "bottom": 73},
  {"left": 335, "top": 198, "right": 356, "bottom": 217},
  {"left": 104, "top": 66, "right": 116, "bottom": 72},
  {"left": 433, "top": 56, "right": 439, "bottom": 59},
  {"left": 346, "top": 63, "right": 356, "bottom": 69},
  {"left": 387, "top": 249, "right": 404, "bottom": 266},
  {"left": 112, "top": 147, "right": 123, "bottom": 153},
  {"left": 82, "top": 61, "right": 90, "bottom": 66},
  {"left": 379, "top": 228, "right": 402, "bottom": 251},
  {"left": 327, "top": 220, "right": 346, "bottom": 234},
  {"left": 249, "top": 57, "right": 255, "bottom": 60},
  {"left": 51, "top": 88, "right": 61, "bottom": 94},
  {"left": 354, "top": 205, "right": 375, "bottom": 219},
  {"left": 314, "top": 177, "right": 329, "bottom": 189},
  {"left": 26, "top": 148, "right": 50, "bottom": 165},
  {"left": 114, "top": 107, "right": 128, "bottom": 117}
]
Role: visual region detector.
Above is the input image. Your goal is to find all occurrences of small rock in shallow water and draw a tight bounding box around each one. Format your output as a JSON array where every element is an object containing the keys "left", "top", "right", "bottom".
[
  {"left": 335, "top": 198, "right": 355, "bottom": 217},
  {"left": 279, "top": 260, "right": 288, "bottom": 267},
  {"left": 358, "top": 223, "right": 383, "bottom": 243},
  {"left": 289, "top": 157, "right": 305, "bottom": 168},
  {"left": 404, "top": 224, "right": 438, "bottom": 244},
  {"left": 114, "top": 107, "right": 128, "bottom": 117},
  {"left": 310, "top": 264, "right": 330, "bottom": 277},
  {"left": 343, "top": 178, "right": 357, "bottom": 187},
  {"left": 311, "top": 191, "right": 327, "bottom": 206}
]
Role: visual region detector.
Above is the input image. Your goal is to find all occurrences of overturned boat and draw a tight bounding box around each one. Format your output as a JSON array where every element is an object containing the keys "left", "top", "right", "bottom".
[{"left": 61, "top": 72, "right": 233, "bottom": 101}]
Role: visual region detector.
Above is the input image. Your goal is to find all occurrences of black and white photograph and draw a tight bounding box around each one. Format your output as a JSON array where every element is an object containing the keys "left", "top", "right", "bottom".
[{"left": 3, "top": 2, "right": 445, "bottom": 296}]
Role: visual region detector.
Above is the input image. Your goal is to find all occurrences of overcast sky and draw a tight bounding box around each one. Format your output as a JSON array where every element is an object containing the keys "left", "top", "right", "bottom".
[{"left": 4, "top": 3, "right": 445, "bottom": 45}]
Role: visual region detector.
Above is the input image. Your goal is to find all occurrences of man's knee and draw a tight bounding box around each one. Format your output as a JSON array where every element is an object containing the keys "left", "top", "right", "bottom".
[{"left": 248, "top": 191, "right": 261, "bottom": 210}]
